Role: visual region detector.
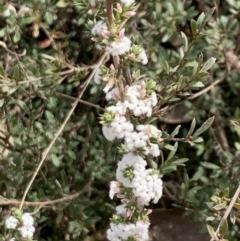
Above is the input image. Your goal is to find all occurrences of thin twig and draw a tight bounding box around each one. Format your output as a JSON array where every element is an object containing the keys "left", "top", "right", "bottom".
[
  {"left": 210, "top": 183, "right": 240, "bottom": 241},
  {"left": 40, "top": 25, "right": 58, "bottom": 50},
  {"left": 19, "top": 52, "right": 108, "bottom": 210},
  {"left": 0, "top": 41, "right": 26, "bottom": 57},
  {"left": 106, "top": 0, "right": 113, "bottom": 28},
  {"left": 188, "top": 78, "right": 222, "bottom": 100},
  {"left": 1, "top": 178, "right": 93, "bottom": 207},
  {"left": 55, "top": 92, "right": 104, "bottom": 110},
  {"left": 163, "top": 183, "right": 178, "bottom": 202}
]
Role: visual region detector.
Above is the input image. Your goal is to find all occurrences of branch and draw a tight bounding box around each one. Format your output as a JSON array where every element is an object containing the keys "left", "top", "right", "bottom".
[
  {"left": 106, "top": 0, "right": 113, "bottom": 28},
  {"left": 55, "top": 92, "right": 104, "bottom": 111},
  {"left": 1, "top": 178, "right": 93, "bottom": 207},
  {"left": 188, "top": 78, "right": 222, "bottom": 100}
]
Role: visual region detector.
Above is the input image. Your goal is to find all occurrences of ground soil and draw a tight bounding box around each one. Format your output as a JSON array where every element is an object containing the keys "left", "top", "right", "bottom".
[{"left": 149, "top": 208, "right": 209, "bottom": 241}]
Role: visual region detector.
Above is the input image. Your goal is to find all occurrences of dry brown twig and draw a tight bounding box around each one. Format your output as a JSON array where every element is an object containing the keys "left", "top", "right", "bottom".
[{"left": 0, "top": 178, "right": 93, "bottom": 207}]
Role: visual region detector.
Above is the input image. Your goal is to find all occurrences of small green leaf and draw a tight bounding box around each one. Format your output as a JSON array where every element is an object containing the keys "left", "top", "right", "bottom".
[
  {"left": 230, "top": 211, "right": 236, "bottom": 224},
  {"left": 164, "top": 144, "right": 176, "bottom": 151},
  {"left": 68, "top": 150, "right": 76, "bottom": 160},
  {"left": 171, "top": 125, "right": 181, "bottom": 137},
  {"left": 206, "top": 216, "right": 216, "bottom": 221},
  {"left": 223, "top": 187, "right": 229, "bottom": 198},
  {"left": 185, "top": 60, "right": 198, "bottom": 76},
  {"left": 162, "top": 165, "right": 177, "bottom": 174},
  {"left": 51, "top": 154, "right": 60, "bottom": 167},
  {"left": 167, "top": 142, "right": 178, "bottom": 160},
  {"left": 35, "top": 122, "right": 43, "bottom": 131},
  {"left": 161, "top": 60, "right": 170, "bottom": 73},
  {"left": 187, "top": 118, "right": 196, "bottom": 136},
  {"left": 193, "top": 116, "right": 215, "bottom": 138},
  {"left": 213, "top": 201, "right": 228, "bottom": 211},
  {"left": 0, "top": 28, "right": 6, "bottom": 37},
  {"left": 196, "top": 71, "right": 209, "bottom": 78},
  {"left": 201, "top": 57, "right": 216, "bottom": 72},
  {"left": 192, "top": 166, "right": 204, "bottom": 181},
  {"left": 190, "top": 19, "right": 198, "bottom": 35},
  {"left": 184, "top": 170, "right": 189, "bottom": 183},
  {"left": 56, "top": 211, "right": 63, "bottom": 224},
  {"left": 197, "top": 13, "right": 205, "bottom": 28},
  {"left": 0, "top": 99, "right": 4, "bottom": 107},
  {"left": 200, "top": 7, "right": 216, "bottom": 30},
  {"left": 171, "top": 158, "right": 188, "bottom": 165},
  {"left": 45, "top": 11, "right": 53, "bottom": 25},
  {"left": 206, "top": 224, "right": 218, "bottom": 241},
  {"left": 201, "top": 162, "right": 219, "bottom": 170},
  {"left": 219, "top": 219, "right": 228, "bottom": 237},
  {"left": 193, "top": 137, "right": 204, "bottom": 143},
  {"left": 180, "top": 31, "right": 188, "bottom": 52},
  {"left": 191, "top": 81, "right": 205, "bottom": 88},
  {"left": 20, "top": 16, "right": 35, "bottom": 25},
  {"left": 18, "top": 100, "right": 30, "bottom": 114},
  {"left": 13, "top": 31, "right": 21, "bottom": 43},
  {"left": 56, "top": 0, "right": 67, "bottom": 7},
  {"left": 45, "top": 110, "right": 55, "bottom": 122}
]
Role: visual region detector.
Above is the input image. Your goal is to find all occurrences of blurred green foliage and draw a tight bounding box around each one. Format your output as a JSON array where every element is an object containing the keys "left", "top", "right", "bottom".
[{"left": 0, "top": 0, "right": 240, "bottom": 240}]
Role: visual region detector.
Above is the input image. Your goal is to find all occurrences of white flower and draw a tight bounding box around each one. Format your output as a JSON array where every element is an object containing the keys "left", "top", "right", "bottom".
[
  {"left": 148, "top": 143, "right": 160, "bottom": 157},
  {"left": 5, "top": 216, "right": 18, "bottom": 229},
  {"left": 120, "top": 0, "right": 135, "bottom": 7},
  {"left": 107, "top": 221, "right": 149, "bottom": 241},
  {"left": 9, "top": 238, "right": 15, "bottom": 241},
  {"left": 124, "top": 131, "right": 148, "bottom": 151},
  {"left": 115, "top": 204, "right": 127, "bottom": 215},
  {"left": 109, "top": 181, "right": 120, "bottom": 199},
  {"left": 102, "top": 111, "right": 134, "bottom": 141},
  {"left": 21, "top": 213, "right": 34, "bottom": 227},
  {"left": 137, "top": 124, "right": 162, "bottom": 139},
  {"left": 102, "top": 126, "right": 117, "bottom": 141},
  {"left": 94, "top": 68, "right": 102, "bottom": 84},
  {"left": 18, "top": 225, "right": 35, "bottom": 239},
  {"left": 138, "top": 50, "right": 148, "bottom": 65},
  {"left": 151, "top": 91, "right": 158, "bottom": 106},
  {"left": 91, "top": 20, "right": 108, "bottom": 36},
  {"left": 106, "top": 37, "right": 131, "bottom": 56},
  {"left": 105, "top": 87, "right": 120, "bottom": 101}
]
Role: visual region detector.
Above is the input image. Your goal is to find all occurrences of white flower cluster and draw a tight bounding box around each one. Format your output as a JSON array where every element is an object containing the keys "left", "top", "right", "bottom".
[
  {"left": 89, "top": 2, "right": 163, "bottom": 241},
  {"left": 91, "top": 20, "right": 132, "bottom": 56},
  {"left": 102, "top": 83, "right": 163, "bottom": 239},
  {"left": 105, "top": 83, "right": 157, "bottom": 114},
  {"left": 90, "top": 4, "right": 148, "bottom": 63},
  {"left": 107, "top": 221, "right": 149, "bottom": 241},
  {"left": 106, "top": 37, "right": 132, "bottom": 56},
  {"left": 91, "top": 20, "right": 148, "bottom": 64},
  {"left": 5, "top": 213, "right": 35, "bottom": 240},
  {"left": 101, "top": 83, "right": 161, "bottom": 157},
  {"left": 115, "top": 153, "right": 163, "bottom": 206}
]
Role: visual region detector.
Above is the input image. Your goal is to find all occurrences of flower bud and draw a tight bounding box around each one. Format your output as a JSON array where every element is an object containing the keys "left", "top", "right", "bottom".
[
  {"left": 125, "top": 11, "right": 136, "bottom": 17},
  {"left": 116, "top": 3, "right": 123, "bottom": 13}
]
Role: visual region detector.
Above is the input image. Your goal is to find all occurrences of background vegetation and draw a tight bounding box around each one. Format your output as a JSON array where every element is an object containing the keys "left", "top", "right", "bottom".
[{"left": 0, "top": 0, "right": 240, "bottom": 240}]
